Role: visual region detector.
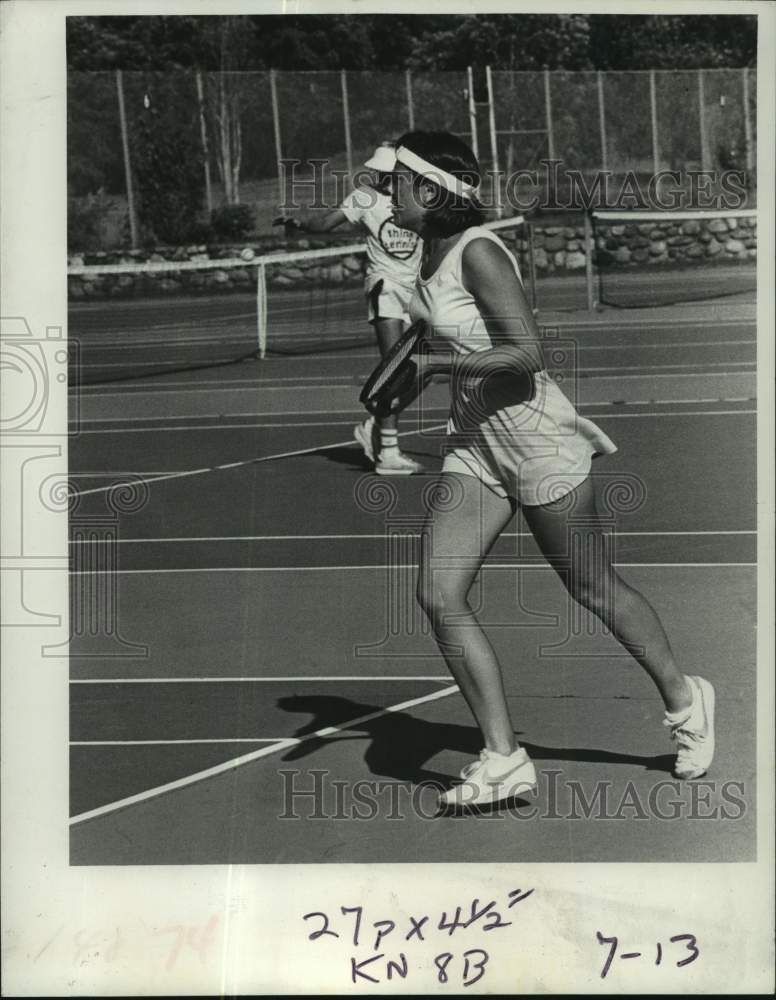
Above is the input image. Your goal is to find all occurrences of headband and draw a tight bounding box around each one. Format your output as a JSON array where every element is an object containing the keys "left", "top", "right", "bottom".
[{"left": 394, "top": 146, "right": 479, "bottom": 200}]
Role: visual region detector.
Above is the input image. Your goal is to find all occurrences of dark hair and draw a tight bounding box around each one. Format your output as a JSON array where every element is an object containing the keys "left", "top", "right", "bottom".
[{"left": 395, "top": 130, "right": 486, "bottom": 236}]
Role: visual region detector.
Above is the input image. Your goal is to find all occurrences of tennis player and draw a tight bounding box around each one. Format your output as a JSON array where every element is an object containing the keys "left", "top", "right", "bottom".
[
  {"left": 389, "top": 130, "right": 716, "bottom": 809},
  {"left": 288, "top": 142, "right": 423, "bottom": 475}
]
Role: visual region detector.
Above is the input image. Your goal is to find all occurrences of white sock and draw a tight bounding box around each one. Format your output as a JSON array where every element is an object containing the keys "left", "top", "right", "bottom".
[
  {"left": 665, "top": 679, "right": 697, "bottom": 724},
  {"left": 379, "top": 429, "right": 399, "bottom": 457}
]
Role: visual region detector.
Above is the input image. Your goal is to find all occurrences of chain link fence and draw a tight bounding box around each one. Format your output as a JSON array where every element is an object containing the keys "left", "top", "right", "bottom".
[{"left": 68, "top": 67, "right": 757, "bottom": 249}]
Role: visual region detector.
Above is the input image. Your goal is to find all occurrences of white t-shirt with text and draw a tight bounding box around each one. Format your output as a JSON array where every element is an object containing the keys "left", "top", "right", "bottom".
[{"left": 340, "top": 187, "right": 421, "bottom": 291}]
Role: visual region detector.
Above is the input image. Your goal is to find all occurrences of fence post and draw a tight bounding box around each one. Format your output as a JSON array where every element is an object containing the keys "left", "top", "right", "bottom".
[
  {"left": 742, "top": 67, "right": 753, "bottom": 175},
  {"left": 698, "top": 69, "right": 710, "bottom": 172},
  {"left": 195, "top": 71, "right": 213, "bottom": 215},
  {"left": 527, "top": 222, "right": 538, "bottom": 313},
  {"left": 486, "top": 66, "right": 502, "bottom": 217},
  {"left": 115, "top": 69, "right": 138, "bottom": 250},
  {"left": 270, "top": 70, "right": 284, "bottom": 208},
  {"left": 597, "top": 70, "right": 608, "bottom": 173},
  {"left": 544, "top": 68, "right": 555, "bottom": 162},
  {"left": 341, "top": 69, "right": 353, "bottom": 181},
  {"left": 405, "top": 69, "right": 415, "bottom": 130},
  {"left": 649, "top": 70, "right": 659, "bottom": 174},
  {"left": 466, "top": 65, "right": 479, "bottom": 159}
]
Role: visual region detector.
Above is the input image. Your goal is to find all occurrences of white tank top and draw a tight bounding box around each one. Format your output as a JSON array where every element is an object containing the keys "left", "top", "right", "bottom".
[
  {"left": 408, "top": 226, "right": 619, "bottom": 489},
  {"left": 408, "top": 226, "right": 523, "bottom": 353}
]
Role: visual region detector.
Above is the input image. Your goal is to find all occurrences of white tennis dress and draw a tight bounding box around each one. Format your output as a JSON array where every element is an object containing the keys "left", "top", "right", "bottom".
[
  {"left": 340, "top": 187, "right": 421, "bottom": 322},
  {"left": 409, "top": 226, "right": 617, "bottom": 506}
]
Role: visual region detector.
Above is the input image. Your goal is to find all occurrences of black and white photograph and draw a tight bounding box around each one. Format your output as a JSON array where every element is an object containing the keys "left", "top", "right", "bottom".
[{"left": 1, "top": 1, "right": 774, "bottom": 995}]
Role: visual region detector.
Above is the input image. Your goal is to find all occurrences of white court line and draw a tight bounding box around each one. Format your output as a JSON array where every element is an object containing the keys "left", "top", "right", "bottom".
[
  {"left": 75, "top": 420, "right": 384, "bottom": 433},
  {"left": 580, "top": 370, "right": 754, "bottom": 380},
  {"left": 68, "top": 683, "right": 460, "bottom": 825},
  {"left": 76, "top": 340, "right": 758, "bottom": 392},
  {"left": 76, "top": 364, "right": 755, "bottom": 398},
  {"left": 70, "top": 315, "right": 757, "bottom": 377},
  {"left": 73, "top": 397, "right": 757, "bottom": 425},
  {"left": 71, "top": 738, "right": 285, "bottom": 745},
  {"left": 71, "top": 406, "right": 757, "bottom": 434},
  {"left": 69, "top": 530, "right": 755, "bottom": 544},
  {"left": 582, "top": 362, "right": 755, "bottom": 372},
  {"left": 68, "top": 562, "right": 756, "bottom": 575},
  {"left": 590, "top": 408, "right": 755, "bottom": 418},
  {"left": 75, "top": 406, "right": 391, "bottom": 422},
  {"left": 75, "top": 359, "right": 757, "bottom": 398},
  {"left": 70, "top": 676, "right": 453, "bottom": 683},
  {"left": 68, "top": 422, "right": 448, "bottom": 499},
  {"left": 546, "top": 317, "right": 755, "bottom": 328}
]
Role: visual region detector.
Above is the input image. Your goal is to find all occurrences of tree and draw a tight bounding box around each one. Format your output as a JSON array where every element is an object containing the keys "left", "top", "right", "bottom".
[
  {"left": 202, "top": 19, "right": 247, "bottom": 205},
  {"left": 67, "top": 13, "right": 758, "bottom": 74},
  {"left": 587, "top": 15, "right": 757, "bottom": 70},
  {"left": 407, "top": 14, "right": 593, "bottom": 71},
  {"left": 131, "top": 81, "right": 204, "bottom": 244}
]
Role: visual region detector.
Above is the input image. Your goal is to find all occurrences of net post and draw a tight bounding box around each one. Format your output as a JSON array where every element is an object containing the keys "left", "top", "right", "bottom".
[
  {"left": 115, "top": 69, "right": 139, "bottom": 250},
  {"left": 256, "top": 262, "right": 267, "bottom": 358},
  {"left": 698, "top": 69, "right": 710, "bottom": 173},
  {"left": 742, "top": 67, "right": 753, "bottom": 176},
  {"left": 485, "top": 65, "right": 502, "bottom": 217},
  {"left": 584, "top": 212, "right": 595, "bottom": 311},
  {"left": 467, "top": 65, "right": 479, "bottom": 159},
  {"left": 649, "top": 70, "right": 659, "bottom": 175},
  {"left": 270, "top": 70, "right": 284, "bottom": 210},
  {"left": 405, "top": 69, "right": 415, "bottom": 130},
  {"left": 341, "top": 69, "right": 353, "bottom": 182},
  {"left": 597, "top": 70, "right": 608, "bottom": 173},
  {"left": 544, "top": 68, "right": 555, "bottom": 161}
]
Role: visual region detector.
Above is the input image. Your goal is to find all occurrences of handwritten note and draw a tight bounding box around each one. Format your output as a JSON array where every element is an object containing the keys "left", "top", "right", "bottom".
[{"left": 303, "top": 889, "right": 535, "bottom": 987}]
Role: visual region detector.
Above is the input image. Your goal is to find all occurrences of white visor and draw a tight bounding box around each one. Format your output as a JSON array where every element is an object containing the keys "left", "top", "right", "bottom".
[
  {"left": 394, "top": 146, "right": 479, "bottom": 199},
  {"left": 364, "top": 144, "right": 397, "bottom": 172}
]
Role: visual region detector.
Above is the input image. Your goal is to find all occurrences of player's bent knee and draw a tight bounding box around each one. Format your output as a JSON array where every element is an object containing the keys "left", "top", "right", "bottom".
[{"left": 416, "top": 579, "right": 466, "bottom": 627}]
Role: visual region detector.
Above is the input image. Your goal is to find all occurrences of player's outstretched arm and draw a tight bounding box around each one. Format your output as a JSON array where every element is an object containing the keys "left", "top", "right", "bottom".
[{"left": 273, "top": 208, "right": 350, "bottom": 234}]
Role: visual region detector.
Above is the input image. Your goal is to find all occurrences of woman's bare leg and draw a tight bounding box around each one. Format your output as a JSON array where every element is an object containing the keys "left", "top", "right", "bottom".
[
  {"left": 521, "top": 478, "right": 693, "bottom": 713},
  {"left": 417, "top": 473, "right": 517, "bottom": 754}
]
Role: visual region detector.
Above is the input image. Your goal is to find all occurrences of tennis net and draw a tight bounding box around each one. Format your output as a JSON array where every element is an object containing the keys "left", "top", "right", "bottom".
[
  {"left": 68, "top": 216, "right": 527, "bottom": 385},
  {"left": 590, "top": 208, "right": 757, "bottom": 309}
]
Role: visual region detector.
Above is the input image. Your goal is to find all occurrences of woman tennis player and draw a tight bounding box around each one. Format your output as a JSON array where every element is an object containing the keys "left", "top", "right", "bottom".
[
  {"left": 287, "top": 142, "right": 423, "bottom": 475},
  {"left": 388, "top": 130, "right": 716, "bottom": 809}
]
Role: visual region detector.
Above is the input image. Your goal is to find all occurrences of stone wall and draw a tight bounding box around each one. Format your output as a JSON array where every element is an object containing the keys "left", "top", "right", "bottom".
[
  {"left": 68, "top": 217, "right": 757, "bottom": 300},
  {"left": 512, "top": 215, "right": 757, "bottom": 274},
  {"left": 67, "top": 239, "right": 367, "bottom": 300}
]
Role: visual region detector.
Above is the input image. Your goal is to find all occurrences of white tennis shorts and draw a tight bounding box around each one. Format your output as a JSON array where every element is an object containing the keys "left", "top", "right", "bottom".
[{"left": 365, "top": 275, "right": 414, "bottom": 324}]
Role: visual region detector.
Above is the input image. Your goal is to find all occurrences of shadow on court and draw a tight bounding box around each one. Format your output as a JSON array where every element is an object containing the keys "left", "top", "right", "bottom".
[
  {"left": 276, "top": 694, "right": 676, "bottom": 785},
  {"left": 315, "top": 443, "right": 437, "bottom": 471}
]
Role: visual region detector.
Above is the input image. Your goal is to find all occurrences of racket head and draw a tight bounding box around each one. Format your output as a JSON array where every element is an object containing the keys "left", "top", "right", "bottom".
[{"left": 359, "top": 319, "right": 427, "bottom": 407}]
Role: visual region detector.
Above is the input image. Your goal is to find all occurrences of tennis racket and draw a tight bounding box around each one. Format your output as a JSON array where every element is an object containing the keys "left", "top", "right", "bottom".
[{"left": 359, "top": 318, "right": 428, "bottom": 414}]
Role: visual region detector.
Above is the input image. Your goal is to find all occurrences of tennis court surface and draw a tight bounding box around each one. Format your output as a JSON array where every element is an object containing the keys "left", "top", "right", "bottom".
[{"left": 67, "top": 269, "right": 757, "bottom": 865}]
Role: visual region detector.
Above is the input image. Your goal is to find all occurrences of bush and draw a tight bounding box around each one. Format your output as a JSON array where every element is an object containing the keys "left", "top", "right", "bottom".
[
  {"left": 68, "top": 190, "right": 114, "bottom": 252},
  {"left": 211, "top": 204, "right": 255, "bottom": 240},
  {"left": 131, "top": 95, "right": 204, "bottom": 245}
]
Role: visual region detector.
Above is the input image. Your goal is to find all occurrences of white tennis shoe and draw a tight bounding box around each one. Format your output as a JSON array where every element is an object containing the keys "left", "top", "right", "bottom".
[
  {"left": 664, "top": 675, "right": 716, "bottom": 779},
  {"left": 375, "top": 451, "right": 424, "bottom": 475},
  {"left": 354, "top": 417, "right": 377, "bottom": 463},
  {"left": 439, "top": 746, "right": 537, "bottom": 809}
]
